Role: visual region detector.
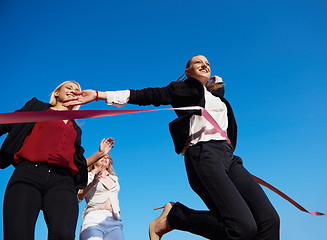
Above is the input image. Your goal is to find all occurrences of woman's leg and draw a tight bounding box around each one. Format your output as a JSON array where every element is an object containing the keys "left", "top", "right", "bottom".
[
  {"left": 3, "top": 162, "right": 43, "bottom": 240},
  {"left": 79, "top": 211, "right": 107, "bottom": 240},
  {"left": 80, "top": 212, "right": 123, "bottom": 240},
  {"left": 42, "top": 167, "right": 79, "bottom": 240},
  {"left": 227, "top": 156, "right": 280, "bottom": 240},
  {"left": 104, "top": 227, "right": 124, "bottom": 240},
  {"left": 80, "top": 226, "right": 104, "bottom": 240},
  {"left": 168, "top": 141, "right": 257, "bottom": 240},
  {"left": 103, "top": 219, "right": 124, "bottom": 240}
]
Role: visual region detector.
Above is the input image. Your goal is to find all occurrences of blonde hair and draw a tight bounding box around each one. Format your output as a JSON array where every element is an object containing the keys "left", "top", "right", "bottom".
[
  {"left": 88, "top": 154, "right": 116, "bottom": 176},
  {"left": 49, "top": 81, "right": 81, "bottom": 110},
  {"left": 177, "top": 55, "right": 224, "bottom": 91}
]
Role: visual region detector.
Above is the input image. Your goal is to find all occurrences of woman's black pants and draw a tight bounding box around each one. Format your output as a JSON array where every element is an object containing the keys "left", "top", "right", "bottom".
[
  {"left": 168, "top": 140, "right": 280, "bottom": 240},
  {"left": 3, "top": 161, "right": 79, "bottom": 240}
]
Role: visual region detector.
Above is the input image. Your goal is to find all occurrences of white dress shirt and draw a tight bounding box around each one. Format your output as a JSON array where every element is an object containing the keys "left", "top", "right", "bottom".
[
  {"left": 106, "top": 90, "right": 130, "bottom": 108},
  {"left": 189, "top": 86, "right": 228, "bottom": 144},
  {"left": 82, "top": 172, "right": 121, "bottom": 220}
]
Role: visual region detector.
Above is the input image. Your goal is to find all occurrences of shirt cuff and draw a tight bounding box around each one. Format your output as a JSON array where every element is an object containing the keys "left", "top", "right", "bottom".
[
  {"left": 215, "top": 77, "right": 223, "bottom": 84},
  {"left": 106, "top": 90, "right": 130, "bottom": 108}
]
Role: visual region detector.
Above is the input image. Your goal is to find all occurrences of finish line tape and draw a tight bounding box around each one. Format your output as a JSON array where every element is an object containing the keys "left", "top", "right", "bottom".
[{"left": 0, "top": 107, "right": 324, "bottom": 216}]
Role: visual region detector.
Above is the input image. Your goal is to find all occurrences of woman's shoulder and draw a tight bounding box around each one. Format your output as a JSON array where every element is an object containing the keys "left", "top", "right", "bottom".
[
  {"left": 109, "top": 174, "right": 119, "bottom": 181},
  {"left": 168, "top": 78, "right": 203, "bottom": 89},
  {"left": 167, "top": 80, "right": 187, "bottom": 87},
  {"left": 166, "top": 80, "right": 195, "bottom": 93},
  {"left": 109, "top": 173, "right": 118, "bottom": 178},
  {"left": 26, "top": 97, "right": 46, "bottom": 105},
  {"left": 20, "top": 97, "right": 51, "bottom": 111}
]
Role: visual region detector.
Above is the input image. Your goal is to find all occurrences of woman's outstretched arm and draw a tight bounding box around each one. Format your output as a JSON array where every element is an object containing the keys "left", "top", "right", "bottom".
[
  {"left": 63, "top": 83, "right": 176, "bottom": 108},
  {"left": 63, "top": 90, "right": 104, "bottom": 106},
  {"left": 63, "top": 89, "right": 131, "bottom": 108}
]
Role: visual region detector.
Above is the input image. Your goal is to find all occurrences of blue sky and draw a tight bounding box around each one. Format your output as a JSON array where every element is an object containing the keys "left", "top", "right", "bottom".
[{"left": 0, "top": 0, "right": 326, "bottom": 239}]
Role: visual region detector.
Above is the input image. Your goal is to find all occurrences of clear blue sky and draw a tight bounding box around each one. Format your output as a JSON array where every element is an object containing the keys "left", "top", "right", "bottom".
[{"left": 0, "top": 0, "right": 326, "bottom": 239}]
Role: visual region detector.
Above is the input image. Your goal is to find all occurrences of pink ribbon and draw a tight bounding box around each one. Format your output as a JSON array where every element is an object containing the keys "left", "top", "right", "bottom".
[
  {"left": 0, "top": 107, "right": 324, "bottom": 216},
  {"left": 0, "top": 107, "right": 231, "bottom": 143},
  {"left": 252, "top": 175, "right": 325, "bottom": 216}
]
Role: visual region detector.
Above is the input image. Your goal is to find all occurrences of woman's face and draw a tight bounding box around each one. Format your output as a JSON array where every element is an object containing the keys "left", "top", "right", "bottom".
[
  {"left": 94, "top": 155, "right": 110, "bottom": 169},
  {"left": 54, "top": 82, "right": 80, "bottom": 103},
  {"left": 185, "top": 55, "right": 211, "bottom": 84}
]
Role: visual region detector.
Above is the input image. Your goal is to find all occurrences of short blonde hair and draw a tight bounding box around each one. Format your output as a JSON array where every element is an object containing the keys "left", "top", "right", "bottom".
[{"left": 49, "top": 81, "right": 81, "bottom": 110}]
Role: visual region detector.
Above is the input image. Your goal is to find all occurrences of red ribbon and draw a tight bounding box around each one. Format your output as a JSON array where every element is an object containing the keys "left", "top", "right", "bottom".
[
  {"left": 0, "top": 107, "right": 324, "bottom": 216},
  {"left": 252, "top": 175, "right": 325, "bottom": 216}
]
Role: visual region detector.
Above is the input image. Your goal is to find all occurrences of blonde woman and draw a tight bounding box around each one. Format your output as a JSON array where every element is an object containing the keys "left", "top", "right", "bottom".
[
  {"left": 78, "top": 154, "right": 124, "bottom": 240},
  {"left": 0, "top": 81, "right": 114, "bottom": 240}
]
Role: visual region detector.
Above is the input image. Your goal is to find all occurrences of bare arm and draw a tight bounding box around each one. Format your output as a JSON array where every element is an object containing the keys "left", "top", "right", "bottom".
[
  {"left": 86, "top": 138, "right": 115, "bottom": 167},
  {"left": 78, "top": 167, "right": 103, "bottom": 201}
]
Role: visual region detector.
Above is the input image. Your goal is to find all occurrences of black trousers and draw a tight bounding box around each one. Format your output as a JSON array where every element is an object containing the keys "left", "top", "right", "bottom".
[
  {"left": 168, "top": 140, "right": 280, "bottom": 240},
  {"left": 3, "top": 160, "right": 79, "bottom": 240}
]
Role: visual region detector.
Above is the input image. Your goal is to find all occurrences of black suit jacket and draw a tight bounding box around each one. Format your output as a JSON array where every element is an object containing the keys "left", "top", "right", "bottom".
[
  {"left": 0, "top": 97, "right": 88, "bottom": 189},
  {"left": 129, "top": 77, "right": 238, "bottom": 154}
]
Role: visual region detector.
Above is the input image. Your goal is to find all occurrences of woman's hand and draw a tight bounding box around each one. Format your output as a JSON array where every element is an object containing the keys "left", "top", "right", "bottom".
[
  {"left": 209, "top": 76, "right": 223, "bottom": 84},
  {"left": 78, "top": 165, "right": 105, "bottom": 200},
  {"left": 63, "top": 90, "right": 97, "bottom": 107},
  {"left": 85, "top": 138, "right": 115, "bottom": 167},
  {"left": 206, "top": 76, "right": 224, "bottom": 91},
  {"left": 92, "top": 166, "right": 104, "bottom": 184},
  {"left": 99, "top": 137, "right": 115, "bottom": 157}
]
